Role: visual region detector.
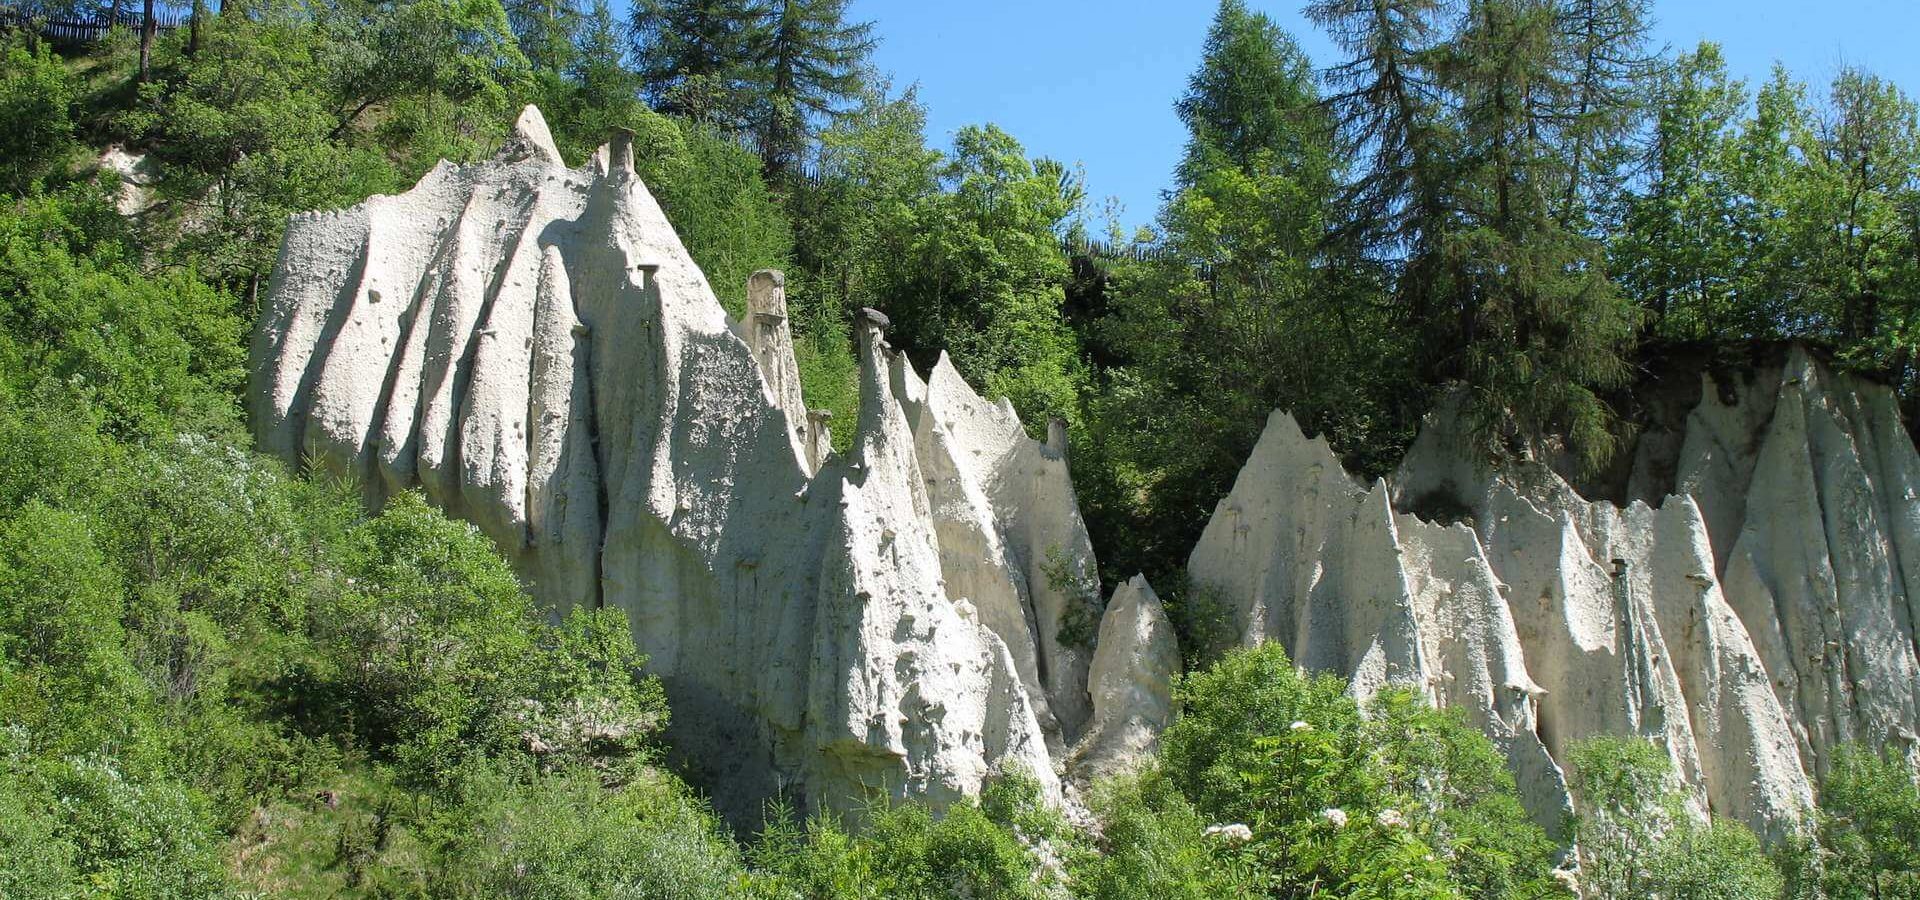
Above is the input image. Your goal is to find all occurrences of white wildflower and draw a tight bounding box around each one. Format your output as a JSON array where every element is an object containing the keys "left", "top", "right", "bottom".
[
  {"left": 1321, "top": 808, "right": 1348, "bottom": 828},
  {"left": 1203, "top": 823, "right": 1253, "bottom": 843},
  {"left": 1376, "top": 808, "right": 1406, "bottom": 829},
  {"left": 1289, "top": 720, "right": 1311, "bottom": 731}
]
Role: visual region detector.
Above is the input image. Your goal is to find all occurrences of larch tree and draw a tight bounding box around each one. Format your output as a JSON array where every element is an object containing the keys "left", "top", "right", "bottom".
[
  {"left": 1441, "top": 0, "right": 1637, "bottom": 466},
  {"left": 506, "top": 0, "right": 584, "bottom": 73},
  {"left": 750, "top": 0, "right": 875, "bottom": 180},
  {"left": 1306, "top": 0, "right": 1457, "bottom": 375},
  {"left": 627, "top": 0, "right": 762, "bottom": 124},
  {"left": 1552, "top": 0, "right": 1656, "bottom": 228}
]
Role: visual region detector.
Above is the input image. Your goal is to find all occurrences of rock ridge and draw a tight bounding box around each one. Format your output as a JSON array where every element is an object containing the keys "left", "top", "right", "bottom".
[
  {"left": 250, "top": 105, "right": 1916, "bottom": 839},
  {"left": 250, "top": 105, "right": 1177, "bottom": 822},
  {"left": 1190, "top": 346, "right": 1920, "bottom": 839}
]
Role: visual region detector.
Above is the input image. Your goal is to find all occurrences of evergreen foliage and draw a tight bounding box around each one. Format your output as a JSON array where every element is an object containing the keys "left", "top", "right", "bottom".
[
  {"left": 626, "top": 0, "right": 875, "bottom": 176},
  {"left": 1079, "top": 0, "right": 1411, "bottom": 585},
  {"left": 3, "top": 2, "right": 1920, "bottom": 896}
]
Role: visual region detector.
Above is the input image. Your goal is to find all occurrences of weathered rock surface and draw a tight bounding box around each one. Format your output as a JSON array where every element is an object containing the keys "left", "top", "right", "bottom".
[
  {"left": 1191, "top": 347, "right": 1920, "bottom": 839},
  {"left": 249, "top": 106, "right": 1151, "bottom": 821},
  {"left": 250, "top": 104, "right": 1919, "bottom": 839},
  {"left": 1070, "top": 576, "right": 1181, "bottom": 784},
  {"left": 97, "top": 146, "right": 158, "bottom": 216}
]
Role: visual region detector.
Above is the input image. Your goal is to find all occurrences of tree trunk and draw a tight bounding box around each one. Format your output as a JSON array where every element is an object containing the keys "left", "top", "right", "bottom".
[
  {"left": 138, "top": 0, "right": 157, "bottom": 82},
  {"left": 188, "top": 0, "right": 203, "bottom": 57}
]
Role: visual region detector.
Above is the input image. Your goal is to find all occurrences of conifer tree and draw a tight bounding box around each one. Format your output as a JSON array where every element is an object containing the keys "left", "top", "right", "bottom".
[
  {"left": 1175, "top": 0, "right": 1323, "bottom": 181},
  {"left": 628, "top": 0, "right": 762, "bottom": 123},
  {"left": 752, "top": 0, "right": 875, "bottom": 179},
  {"left": 1442, "top": 0, "right": 1636, "bottom": 463},
  {"left": 1307, "top": 0, "right": 1456, "bottom": 363},
  {"left": 506, "top": 0, "right": 584, "bottom": 73},
  {"left": 1613, "top": 43, "right": 1747, "bottom": 340},
  {"left": 1086, "top": 0, "right": 1408, "bottom": 586},
  {"left": 1812, "top": 68, "right": 1920, "bottom": 349},
  {"left": 627, "top": 0, "right": 873, "bottom": 171},
  {"left": 1554, "top": 0, "right": 1656, "bottom": 226}
]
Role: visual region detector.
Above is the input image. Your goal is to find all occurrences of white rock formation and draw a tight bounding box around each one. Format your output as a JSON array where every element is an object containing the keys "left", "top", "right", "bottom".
[
  {"left": 1189, "top": 415, "right": 1573, "bottom": 831},
  {"left": 1071, "top": 575, "right": 1181, "bottom": 784},
  {"left": 1192, "top": 347, "right": 1920, "bottom": 840},
  {"left": 893, "top": 352, "right": 1102, "bottom": 753},
  {"left": 247, "top": 104, "right": 1913, "bottom": 843},
  {"left": 249, "top": 106, "right": 1158, "bottom": 821},
  {"left": 97, "top": 145, "right": 158, "bottom": 216}
]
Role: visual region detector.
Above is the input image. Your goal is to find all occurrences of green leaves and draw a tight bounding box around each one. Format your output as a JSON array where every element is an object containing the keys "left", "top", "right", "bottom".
[
  {"left": 1177, "top": 0, "right": 1326, "bottom": 184},
  {"left": 1080, "top": 1, "right": 1412, "bottom": 594},
  {"left": 626, "top": 0, "right": 874, "bottom": 174},
  {"left": 752, "top": 771, "right": 1072, "bottom": 900},
  {"left": 1159, "top": 644, "right": 1564, "bottom": 899},
  {"left": 1780, "top": 746, "right": 1920, "bottom": 899},
  {"left": 0, "top": 190, "right": 244, "bottom": 442},
  {"left": 1568, "top": 736, "right": 1783, "bottom": 900},
  {"left": 795, "top": 108, "right": 1085, "bottom": 433},
  {"left": 0, "top": 36, "right": 79, "bottom": 196}
]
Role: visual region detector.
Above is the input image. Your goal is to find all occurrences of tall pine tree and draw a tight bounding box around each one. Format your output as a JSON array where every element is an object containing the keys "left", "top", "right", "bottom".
[
  {"left": 627, "top": 0, "right": 873, "bottom": 175},
  {"left": 1441, "top": 0, "right": 1636, "bottom": 464},
  {"left": 752, "top": 0, "right": 875, "bottom": 179},
  {"left": 1085, "top": 0, "right": 1408, "bottom": 588},
  {"left": 1554, "top": 0, "right": 1655, "bottom": 227},
  {"left": 1315, "top": 0, "right": 1638, "bottom": 464},
  {"left": 1307, "top": 0, "right": 1457, "bottom": 371},
  {"left": 628, "top": 0, "right": 762, "bottom": 123}
]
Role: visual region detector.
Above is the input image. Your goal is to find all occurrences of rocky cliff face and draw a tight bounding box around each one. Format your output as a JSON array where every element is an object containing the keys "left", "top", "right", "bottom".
[
  {"left": 1189, "top": 347, "right": 1920, "bottom": 839},
  {"left": 252, "top": 105, "right": 1918, "bottom": 837},
  {"left": 249, "top": 107, "right": 1178, "bottom": 821}
]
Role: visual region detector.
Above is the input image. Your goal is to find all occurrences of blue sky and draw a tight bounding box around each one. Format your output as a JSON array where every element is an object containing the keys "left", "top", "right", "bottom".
[{"left": 846, "top": 0, "right": 1920, "bottom": 232}]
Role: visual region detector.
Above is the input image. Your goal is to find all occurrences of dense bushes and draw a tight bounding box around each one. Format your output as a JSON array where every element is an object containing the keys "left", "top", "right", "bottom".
[
  {"left": 755, "top": 774, "right": 1076, "bottom": 900},
  {"left": 1568, "top": 736, "right": 1782, "bottom": 899},
  {"left": 0, "top": 188, "right": 242, "bottom": 440},
  {"left": 0, "top": 183, "right": 700, "bottom": 896},
  {"left": 6, "top": 2, "right": 1920, "bottom": 897},
  {"left": 1160, "top": 644, "right": 1565, "bottom": 898},
  {"left": 0, "top": 38, "right": 80, "bottom": 195},
  {"left": 0, "top": 417, "right": 702, "bottom": 896},
  {"left": 1780, "top": 747, "right": 1920, "bottom": 898}
]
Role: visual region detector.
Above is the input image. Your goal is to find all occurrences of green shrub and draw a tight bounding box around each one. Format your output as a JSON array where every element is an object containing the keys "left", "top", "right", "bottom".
[
  {"left": 1073, "top": 768, "right": 1253, "bottom": 900},
  {"left": 1043, "top": 544, "right": 1104, "bottom": 649},
  {"left": 0, "top": 36, "right": 79, "bottom": 195},
  {"left": 428, "top": 763, "right": 761, "bottom": 899},
  {"left": 0, "top": 729, "right": 78, "bottom": 900},
  {"left": 19, "top": 756, "right": 233, "bottom": 899},
  {"left": 0, "top": 189, "right": 245, "bottom": 441},
  {"left": 1159, "top": 643, "right": 1564, "bottom": 898},
  {"left": 1569, "top": 736, "right": 1781, "bottom": 899},
  {"left": 285, "top": 493, "right": 668, "bottom": 793},
  {"left": 1162, "top": 576, "right": 1240, "bottom": 668},
  {"left": 0, "top": 502, "right": 155, "bottom": 762},
  {"left": 1780, "top": 745, "right": 1920, "bottom": 899},
  {"left": 754, "top": 770, "right": 1068, "bottom": 900}
]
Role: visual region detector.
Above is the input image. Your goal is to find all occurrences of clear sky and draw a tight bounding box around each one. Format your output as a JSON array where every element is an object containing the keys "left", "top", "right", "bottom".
[{"left": 846, "top": 0, "right": 1920, "bottom": 232}]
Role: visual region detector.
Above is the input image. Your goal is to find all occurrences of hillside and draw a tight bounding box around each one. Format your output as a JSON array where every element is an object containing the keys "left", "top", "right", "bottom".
[{"left": 4, "top": 0, "right": 1920, "bottom": 897}]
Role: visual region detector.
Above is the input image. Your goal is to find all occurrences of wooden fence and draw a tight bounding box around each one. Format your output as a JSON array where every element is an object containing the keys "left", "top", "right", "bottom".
[{"left": 0, "top": 5, "right": 184, "bottom": 45}]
